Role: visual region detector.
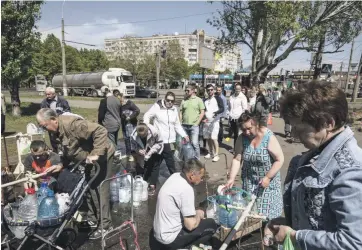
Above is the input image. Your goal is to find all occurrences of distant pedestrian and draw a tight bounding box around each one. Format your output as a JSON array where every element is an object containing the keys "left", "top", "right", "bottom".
[
  {"left": 180, "top": 84, "right": 205, "bottom": 159},
  {"left": 98, "top": 90, "right": 122, "bottom": 146},
  {"left": 272, "top": 87, "right": 281, "bottom": 112},
  {"left": 254, "top": 84, "right": 273, "bottom": 127},
  {"left": 202, "top": 84, "right": 224, "bottom": 162},
  {"left": 228, "top": 83, "right": 248, "bottom": 149},
  {"left": 215, "top": 85, "right": 228, "bottom": 144},
  {"left": 40, "top": 87, "right": 71, "bottom": 115},
  {"left": 118, "top": 93, "right": 140, "bottom": 162}
]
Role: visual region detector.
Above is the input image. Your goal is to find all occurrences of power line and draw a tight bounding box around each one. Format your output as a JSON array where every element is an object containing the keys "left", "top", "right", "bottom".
[
  {"left": 65, "top": 12, "right": 214, "bottom": 27},
  {"left": 39, "top": 26, "right": 61, "bottom": 33}
]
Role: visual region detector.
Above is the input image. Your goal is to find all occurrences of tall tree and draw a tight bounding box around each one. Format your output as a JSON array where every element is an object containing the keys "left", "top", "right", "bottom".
[
  {"left": 1, "top": 1, "right": 43, "bottom": 115},
  {"left": 208, "top": 1, "right": 362, "bottom": 84},
  {"left": 160, "top": 40, "right": 189, "bottom": 83}
]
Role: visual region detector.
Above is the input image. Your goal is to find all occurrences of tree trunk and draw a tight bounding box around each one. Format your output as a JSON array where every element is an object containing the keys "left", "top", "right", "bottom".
[
  {"left": 313, "top": 33, "right": 326, "bottom": 80},
  {"left": 9, "top": 81, "right": 21, "bottom": 116}
]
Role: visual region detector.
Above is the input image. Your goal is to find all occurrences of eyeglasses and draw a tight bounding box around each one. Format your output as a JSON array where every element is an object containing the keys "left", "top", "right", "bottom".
[
  {"left": 165, "top": 99, "right": 175, "bottom": 103},
  {"left": 207, "top": 89, "right": 214, "bottom": 92}
]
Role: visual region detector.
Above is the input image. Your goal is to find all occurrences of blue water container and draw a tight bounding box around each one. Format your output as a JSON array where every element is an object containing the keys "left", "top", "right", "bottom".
[
  {"left": 37, "top": 182, "right": 50, "bottom": 205},
  {"left": 38, "top": 189, "right": 59, "bottom": 220}
]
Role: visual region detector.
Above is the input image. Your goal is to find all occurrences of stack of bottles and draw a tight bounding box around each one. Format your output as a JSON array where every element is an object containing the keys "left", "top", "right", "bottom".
[
  {"left": 8, "top": 181, "right": 70, "bottom": 239},
  {"left": 109, "top": 172, "right": 149, "bottom": 207},
  {"left": 206, "top": 189, "right": 250, "bottom": 229}
]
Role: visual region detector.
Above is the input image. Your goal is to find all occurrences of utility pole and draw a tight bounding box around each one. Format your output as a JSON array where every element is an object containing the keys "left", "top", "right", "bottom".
[
  {"left": 339, "top": 62, "right": 344, "bottom": 89},
  {"left": 345, "top": 38, "right": 355, "bottom": 93},
  {"left": 61, "top": 17, "right": 67, "bottom": 96},
  {"left": 351, "top": 53, "right": 362, "bottom": 102},
  {"left": 156, "top": 45, "right": 161, "bottom": 98}
]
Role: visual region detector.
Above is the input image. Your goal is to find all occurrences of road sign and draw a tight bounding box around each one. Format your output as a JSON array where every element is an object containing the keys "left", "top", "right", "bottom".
[{"left": 321, "top": 64, "right": 332, "bottom": 74}]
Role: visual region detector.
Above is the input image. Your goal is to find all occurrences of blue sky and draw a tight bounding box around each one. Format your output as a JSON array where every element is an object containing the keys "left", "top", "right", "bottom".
[{"left": 38, "top": 1, "right": 362, "bottom": 74}]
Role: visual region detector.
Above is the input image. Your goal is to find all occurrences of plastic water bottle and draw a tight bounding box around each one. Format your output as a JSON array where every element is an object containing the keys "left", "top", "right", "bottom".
[
  {"left": 141, "top": 179, "right": 148, "bottom": 202},
  {"left": 232, "top": 192, "right": 247, "bottom": 208},
  {"left": 37, "top": 182, "right": 50, "bottom": 205},
  {"left": 119, "top": 174, "right": 131, "bottom": 203},
  {"left": 110, "top": 175, "right": 119, "bottom": 203},
  {"left": 18, "top": 188, "right": 38, "bottom": 222},
  {"left": 133, "top": 176, "right": 143, "bottom": 207},
  {"left": 206, "top": 201, "right": 218, "bottom": 224},
  {"left": 218, "top": 204, "right": 237, "bottom": 228},
  {"left": 38, "top": 189, "right": 59, "bottom": 219},
  {"left": 126, "top": 122, "right": 134, "bottom": 137},
  {"left": 227, "top": 208, "right": 238, "bottom": 228}
]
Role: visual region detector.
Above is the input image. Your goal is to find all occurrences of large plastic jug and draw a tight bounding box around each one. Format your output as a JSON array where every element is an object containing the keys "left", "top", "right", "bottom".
[
  {"left": 133, "top": 176, "right": 143, "bottom": 207},
  {"left": 38, "top": 189, "right": 59, "bottom": 219},
  {"left": 37, "top": 182, "right": 50, "bottom": 205},
  {"left": 18, "top": 188, "right": 38, "bottom": 222},
  {"left": 206, "top": 200, "right": 218, "bottom": 224},
  {"left": 110, "top": 174, "right": 119, "bottom": 203},
  {"left": 141, "top": 179, "right": 148, "bottom": 201},
  {"left": 119, "top": 173, "right": 131, "bottom": 203},
  {"left": 218, "top": 204, "right": 237, "bottom": 228},
  {"left": 10, "top": 188, "right": 38, "bottom": 239}
]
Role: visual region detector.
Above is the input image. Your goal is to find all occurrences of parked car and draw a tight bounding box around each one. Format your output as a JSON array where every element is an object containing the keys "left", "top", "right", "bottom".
[{"left": 135, "top": 86, "right": 158, "bottom": 98}]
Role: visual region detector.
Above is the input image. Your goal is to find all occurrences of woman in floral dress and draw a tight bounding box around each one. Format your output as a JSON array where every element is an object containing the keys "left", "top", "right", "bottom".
[{"left": 225, "top": 111, "right": 284, "bottom": 219}]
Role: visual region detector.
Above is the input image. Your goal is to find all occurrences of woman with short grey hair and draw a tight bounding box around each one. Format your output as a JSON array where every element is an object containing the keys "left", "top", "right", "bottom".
[{"left": 264, "top": 81, "right": 362, "bottom": 249}]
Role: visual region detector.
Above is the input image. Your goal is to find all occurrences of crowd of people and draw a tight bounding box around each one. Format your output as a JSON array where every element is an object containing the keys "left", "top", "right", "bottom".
[{"left": 10, "top": 81, "right": 362, "bottom": 249}]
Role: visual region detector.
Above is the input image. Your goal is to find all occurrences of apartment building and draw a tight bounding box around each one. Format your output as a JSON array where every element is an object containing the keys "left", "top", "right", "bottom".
[{"left": 104, "top": 29, "right": 242, "bottom": 73}]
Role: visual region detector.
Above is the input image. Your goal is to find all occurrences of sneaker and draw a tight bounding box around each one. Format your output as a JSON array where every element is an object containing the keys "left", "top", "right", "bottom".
[
  {"left": 204, "top": 154, "right": 212, "bottom": 159},
  {"left": 128, "top": 155, "right": 134, "bottom": 162},
  {"left": 148, "top": 185, "right": 156, "bottom": 196},
  {"left": 78, "top": 220, "right": 98, "bottom": 229},
  {"left": 212, "top": 155, "right": 220, "bottom": 162},
  {"left": 89, "top": 226, "right": 113, "bottom": 240}
]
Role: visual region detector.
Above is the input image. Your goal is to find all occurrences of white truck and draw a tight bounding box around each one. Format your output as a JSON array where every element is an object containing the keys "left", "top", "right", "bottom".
[{"left": 49, "top": 68, "right": 135, "bottom": 97}]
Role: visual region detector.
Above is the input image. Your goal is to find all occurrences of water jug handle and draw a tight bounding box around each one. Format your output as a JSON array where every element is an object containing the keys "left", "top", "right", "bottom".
[{"left": 134, "top": 175, "right": 143, "bottom": 180}]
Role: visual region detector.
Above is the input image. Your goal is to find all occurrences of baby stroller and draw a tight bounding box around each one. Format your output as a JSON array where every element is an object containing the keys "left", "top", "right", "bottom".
[{"left": 1, "top": 160, "right": 100, "bottom": 250}]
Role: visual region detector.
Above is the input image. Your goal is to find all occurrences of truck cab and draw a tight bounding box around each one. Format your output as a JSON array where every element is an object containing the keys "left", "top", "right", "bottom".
[{"left": 109, "top": 68, "right": 135, "bottom": 98}]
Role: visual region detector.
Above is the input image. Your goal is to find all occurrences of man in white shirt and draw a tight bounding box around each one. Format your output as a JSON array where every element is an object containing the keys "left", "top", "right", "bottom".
[
  {"left": 202, "top": 84, "right": 224, "bottom": 162},
  {"left": 228, "top": 83, "right": 248, "bottom": 148},
  {"left": 150, "top": 159, "right": 217, "bottom": 249}
]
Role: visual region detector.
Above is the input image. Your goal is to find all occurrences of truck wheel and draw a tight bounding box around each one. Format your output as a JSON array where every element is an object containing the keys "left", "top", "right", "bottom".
[
  {"left": 68, "top": 89, "right": 74, "bottom": 96},
  {"left": 92, "top": 90, "right": 98, "bottom": 97},
  {"left": 147, "top": 94, "right": 152, "bottom": 98},
  {"left": 57, "top": 90, "right": 64, "bottom": 96}
]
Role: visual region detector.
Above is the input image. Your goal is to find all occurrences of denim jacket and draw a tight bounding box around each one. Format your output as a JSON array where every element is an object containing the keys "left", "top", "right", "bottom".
[{"left": 284, "top": 126, "right": 362, "bottom": 250}]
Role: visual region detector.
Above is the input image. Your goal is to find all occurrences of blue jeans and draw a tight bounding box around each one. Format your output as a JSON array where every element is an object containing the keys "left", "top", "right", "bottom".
[
  {"left": 182, "top": 125, "right": 200, "bottom": 159},
  {"left": 122, "top": 124, "right": 135, "bottom": 155}
]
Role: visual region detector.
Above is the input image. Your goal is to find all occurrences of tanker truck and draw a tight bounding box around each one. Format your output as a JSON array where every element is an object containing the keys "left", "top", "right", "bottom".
[{"left": 50, "top": 68, "right": 135, "bottom": 97}]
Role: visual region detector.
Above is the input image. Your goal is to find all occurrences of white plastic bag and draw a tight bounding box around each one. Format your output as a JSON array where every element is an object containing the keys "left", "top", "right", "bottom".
[{"left": 56, "top": 193, "right": 70, "bottom": 215}]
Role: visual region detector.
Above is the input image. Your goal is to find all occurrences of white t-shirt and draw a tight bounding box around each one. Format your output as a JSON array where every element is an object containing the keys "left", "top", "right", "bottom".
[{"left": 153, "top": 173, "right": 196, "bottom": 244}]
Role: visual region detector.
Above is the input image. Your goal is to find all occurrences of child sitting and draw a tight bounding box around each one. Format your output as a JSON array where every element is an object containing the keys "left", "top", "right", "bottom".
[{"left": 23, "top": 140, "right": 63, "bottom": 189}]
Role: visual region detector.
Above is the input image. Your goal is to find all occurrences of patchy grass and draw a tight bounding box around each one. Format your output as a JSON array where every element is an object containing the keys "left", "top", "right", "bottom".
[{"left": 1, "top": 102, "right": 127, "bottom": 168}]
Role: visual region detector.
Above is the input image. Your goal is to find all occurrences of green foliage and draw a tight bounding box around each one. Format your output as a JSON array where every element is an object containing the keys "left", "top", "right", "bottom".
[
  {"left": 109, "top": 38, "right": 190, "bottom": 86},
  {"left": 160, "top": 40, "right": 189, "bottom": 82},
  {"left": 208, "top": 1, "right": 362, "bottom": 83},
  {"left": 1, "top": 0, "right": 43, "bottom": 107},
  {"left": 30, "top": 34, "right": 109, "bottom": 81}
]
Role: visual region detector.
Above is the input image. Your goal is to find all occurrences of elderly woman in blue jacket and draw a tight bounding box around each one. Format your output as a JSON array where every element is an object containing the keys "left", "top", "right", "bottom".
[{"left": 264, "top": 81, "right": 362, "bottom": 250}]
